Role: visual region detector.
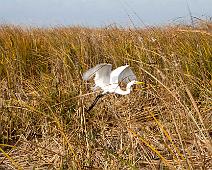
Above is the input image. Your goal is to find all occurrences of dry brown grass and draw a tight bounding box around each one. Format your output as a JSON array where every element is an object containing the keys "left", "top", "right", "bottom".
[{"left": 0, "top": 24, "right": 211, "bottom": 169}]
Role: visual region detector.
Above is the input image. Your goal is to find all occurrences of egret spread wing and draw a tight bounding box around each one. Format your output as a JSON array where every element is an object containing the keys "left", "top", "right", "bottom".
[
  {"left": 110, "top": 65, "right": 136, "bottom": 84},
  {"left": 110, "top": 65, "right": 128, "bottom": 84},
  {"left": 82, "top": 63, "right": 111, "bottom": 80},
  {"left": 118, "top": 66, "right": 137, "bottom": 83},
  {"left": 83, "top": 63, "right": 112, "bottom": 89}
]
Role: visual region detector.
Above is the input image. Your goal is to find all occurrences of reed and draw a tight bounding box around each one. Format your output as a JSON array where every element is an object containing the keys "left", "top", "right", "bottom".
[{"left": 0, "top": 23, "right": 211, "bottom": 169}]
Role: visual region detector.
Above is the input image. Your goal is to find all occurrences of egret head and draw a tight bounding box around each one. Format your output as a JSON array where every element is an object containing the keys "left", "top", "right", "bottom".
[
  {"left": 128, "top": 80, "right": 144, "bottom": 92},
  {"left": 127, "top": 80, "right": 144, "bottom": 86}
]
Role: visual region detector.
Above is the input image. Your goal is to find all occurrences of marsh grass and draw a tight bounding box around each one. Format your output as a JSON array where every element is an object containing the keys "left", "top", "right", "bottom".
[{"left": 0, "top": 23, "right": 211, "bottom": 169}]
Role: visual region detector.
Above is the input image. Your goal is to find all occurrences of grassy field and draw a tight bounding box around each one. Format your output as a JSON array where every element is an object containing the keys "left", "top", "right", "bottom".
[{"left": 0, "top": 23, "right": 211, "bottom": 169}]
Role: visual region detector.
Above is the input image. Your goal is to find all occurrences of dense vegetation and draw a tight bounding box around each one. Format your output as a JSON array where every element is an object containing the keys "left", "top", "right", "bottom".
[{"left": 0, "top": 24, "right": 211, "bottom": 169}]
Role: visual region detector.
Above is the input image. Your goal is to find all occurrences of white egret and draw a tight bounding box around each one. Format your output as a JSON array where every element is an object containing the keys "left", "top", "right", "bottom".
[{"left": 83, "top": 63, "right": 142, "bottom": 111}]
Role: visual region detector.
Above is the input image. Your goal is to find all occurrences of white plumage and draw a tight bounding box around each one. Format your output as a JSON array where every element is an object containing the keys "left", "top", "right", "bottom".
[{"left": 83, "top": 63, "right": 140, "bottom": 95}]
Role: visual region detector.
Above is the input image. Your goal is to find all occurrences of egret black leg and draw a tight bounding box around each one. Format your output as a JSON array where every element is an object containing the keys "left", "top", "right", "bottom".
[{"left": 86, "top": 94, "right": 105, "bottom": 112}]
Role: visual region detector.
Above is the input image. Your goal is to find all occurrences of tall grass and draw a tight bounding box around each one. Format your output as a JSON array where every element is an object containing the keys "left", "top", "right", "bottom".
[{"left": 0, "top": 23, "right": 211, "bottom": 169}]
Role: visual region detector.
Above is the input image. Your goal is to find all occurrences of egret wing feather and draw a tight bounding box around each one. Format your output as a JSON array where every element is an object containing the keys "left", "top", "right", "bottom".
[
  {"left": 110, "top": 65, "right": 129, "bottom": 84},
  {"left": 118, "top": 66, "right": 137, "bottom": 83},
  {"left": 83, "top": 63, "right": 112, "bottom": 90},
  {"left": 110, "top": 65, "right": 136, "bottom": 84},
  {"left": 82, "top": 63, "right": 111, "bottom": 80},
  {"left": 94, "top": 64, "right": 112, "bottom": 88}
]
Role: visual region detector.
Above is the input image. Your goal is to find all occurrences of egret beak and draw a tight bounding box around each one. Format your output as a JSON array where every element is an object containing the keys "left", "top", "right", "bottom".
[{"left": 135, "top": 81, "right": 145, "bottom": 85}]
